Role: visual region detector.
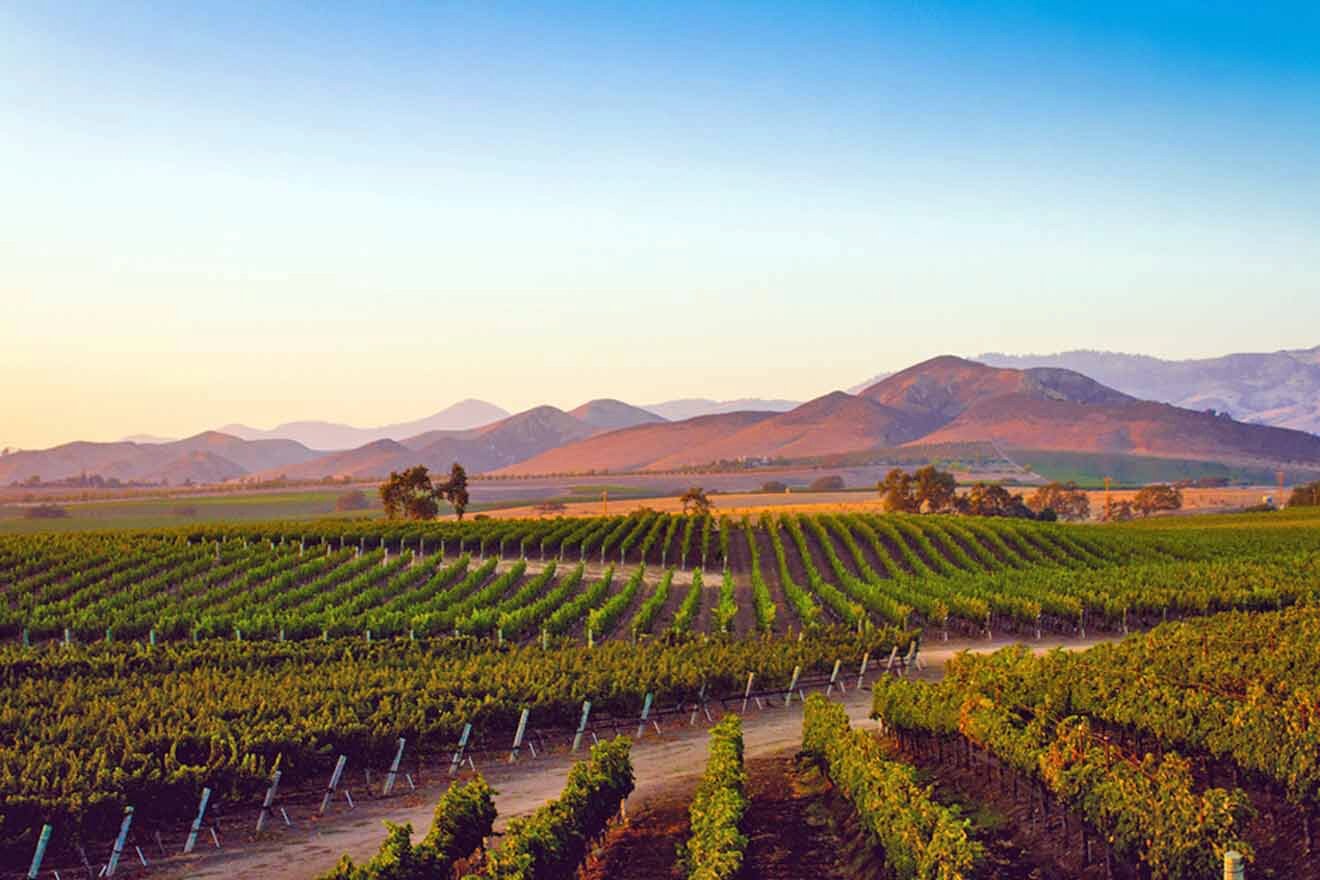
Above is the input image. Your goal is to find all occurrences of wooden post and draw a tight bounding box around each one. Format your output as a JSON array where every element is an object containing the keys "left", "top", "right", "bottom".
[
  {"left": 449, "top": 723, "right": 473, "bottom": 776},
  {"left": 382, "top": 738, "right": 406, "bottom": 795},
  {"left": 320, "top": 755, "right": 348, "bottom": 815},
  {"left": 509, "top": 709, "right": 530, "bottom": 762},
  {"left": 255, "top": 771, "right": 282, "bottom": 833},
  {"left": 741, "top": 672, "right": 755, "bottom": 713},
  {"left": 826, "top": 659, "right": 843, "bottom": 695},
  {"left": 857, "top": 651, "right": 870, "bottom": 688},
  {"left": 183, "top": 787, "right": 212, "bottom": 853},
  {"left": 1224, "top": 851, "right": 1244, "bottom": 880},
  {"left": 26, "top": 823, "right": 52, "bottom": 879},
  {"left": 572, "top": 701, "right": 593, "bottom": 752},
  {"left": 635, "top": 693, "right": 654, "bottom": 739},
  {"left": 785, "top": 665, "right": 801, "bottom": 706},
  {"left": 106, "top": 806, "right": 134, "bottom": 876}
]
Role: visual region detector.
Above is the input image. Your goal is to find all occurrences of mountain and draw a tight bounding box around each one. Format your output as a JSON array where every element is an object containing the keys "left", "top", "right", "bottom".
[
  {"left": 499, "top": 356, "right": 1320, "bottom": 475},
  {"left": 218, "top": 399, "right": 510, "bottom": 449},
  {"left": 500, "top": 392, "right": 926, "bottom": 475},
  {"left": 495, "top": 411, "right": 780, "bottom": 475},
  {"left": 120, "top": 433, "right": 177, "bottom": 444},
  {"left": 569, "top": 399, "right": 668, "bottom": 432},
  {"left": 0, "top": 432, "right": 320, "bottom": 485},
  {"left": 862, "top": 357, "right": 1320, "bottom": 464},
  {"left": 253, "top": 405, "right": 602, "bottom": 480},
  {"left": 643, "top": 398, "right": 800, "bottom": 421},
  {"left": 975, "top": 347, "right": 1320, "bottom": 436}
]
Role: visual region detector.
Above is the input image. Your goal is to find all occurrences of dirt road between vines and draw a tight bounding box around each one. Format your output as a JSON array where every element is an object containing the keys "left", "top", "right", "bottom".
[{"left": 155, "top": 635, "right": 1113, "bottom": 880}]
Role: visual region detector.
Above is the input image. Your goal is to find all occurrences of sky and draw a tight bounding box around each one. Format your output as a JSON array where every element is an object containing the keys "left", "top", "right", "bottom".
[{"left": 3, "top": 2, "right": 1319, "bottom": 449}]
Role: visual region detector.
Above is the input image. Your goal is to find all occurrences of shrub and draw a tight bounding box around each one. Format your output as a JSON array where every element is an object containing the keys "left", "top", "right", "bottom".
[
  {"left": 335, "top": 490, "right": 370, "bottom": 512},
  {"left": 808, "top": 475, "right": 845, "bottom": 492},
  {"left": 23, "top": 504, "right": 68, "bottom": 519}
]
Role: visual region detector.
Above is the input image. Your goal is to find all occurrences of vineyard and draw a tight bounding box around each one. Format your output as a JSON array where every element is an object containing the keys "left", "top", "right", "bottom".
[
  {"left": 3, "top": 510, "right": 1318, "bottom": 645},
  {"left": 1, "top": 508, "right": 1319, "bottom": 877}
]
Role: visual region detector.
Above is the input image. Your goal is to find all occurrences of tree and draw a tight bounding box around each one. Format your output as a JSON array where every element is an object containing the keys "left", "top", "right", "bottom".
[
  {"left": 808, "top": 475, "right": 845, "bottom": 492},
  {"left": 760, "top": 481, "right": 788, "bottom": 494},
  {"left": 1103, "top": 498, "right": 1135, "bottom": 522},
  {"left": 1132, "top": 484, "right": 1183, "bottom": 517},
  {"left": 1027, "top": 481, "right": 1091, "bottom": 521},
  {"left": 534, "top": 500, "right": 568, "bottom": 516},
  {"left": 1287, "top": 481, "right": 1320, "bottom": 507},
  {"left": 878, "top": 468, "right": 918, "bottom": 513},
  {"left": 680, "top": 487, "right": 712, "bottom": 517},
  {"left": 436, "top": 463, "right": 470, "bottom": 520},
  {"left": 380, "top": 466, "right": 440, "bottom": 520},
  {"left": 912, "top": 465, "right": 958, "bottom": 513},
  {"left": 960, "top": 482, "right": 1034, "bottom": 518}
]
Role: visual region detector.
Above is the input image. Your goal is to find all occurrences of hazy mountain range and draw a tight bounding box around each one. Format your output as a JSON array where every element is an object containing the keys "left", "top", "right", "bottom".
[
  {"left": 6, "top": 346, "right": 1319, "bottom": 486},
  {"left": 975, "top": 346, "right": 1320, "bottom": 436},
  {"left": 216, "top": 399, "right": 511, "bottom": 450}
]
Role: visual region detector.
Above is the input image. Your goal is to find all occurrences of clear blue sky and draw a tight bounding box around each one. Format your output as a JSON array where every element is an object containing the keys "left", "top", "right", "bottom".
[{"left": 3, "top": 2, "right": 1319, "bottom": 447}]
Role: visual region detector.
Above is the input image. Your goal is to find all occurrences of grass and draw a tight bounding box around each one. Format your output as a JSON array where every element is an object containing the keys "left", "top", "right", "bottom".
[
  {"left": 0, "top": 489, "right": 381, "bottom": 534},
  {"left": 1008, "top": 448, "right": 1317, "bottom": 488}
]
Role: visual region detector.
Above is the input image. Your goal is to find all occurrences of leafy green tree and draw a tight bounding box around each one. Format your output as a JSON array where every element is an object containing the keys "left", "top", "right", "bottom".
[
  {"left": 379, "top": 466, "right": 439, "bottom": 520},
  {"left": 878, "top": 468, "right": 917, "bottom": 513},
  {"left": 436, "top": 463, "right": 470, "bottom": 520},
  {"left": 809, "top": 475, "right": 845, "bottom": 492},
  {"left": 959, "top": 482, "right": 1034, "bottom": 518},
  {"left": 681, "top": 487, "right": 712, "bottom": 517},
  {"left": 1287, "top": 481, "right": 1320, "bottom": 507},
  {"left": 1027, "top": 481, "right": 1091, "bottom": 521},
  {"left": 912, "top": 465, "right": 958, "bottom": 513},
  {"left": 1132, "top": 484, "right": 1183, "bottom": 517}
]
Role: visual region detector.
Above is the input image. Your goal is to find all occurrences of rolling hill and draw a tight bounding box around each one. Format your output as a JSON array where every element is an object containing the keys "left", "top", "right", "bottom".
[
  {"left": 0, "top": 432, "right": 320, "bottom": 485},
  {"left": 250, "top": 401, "right": 664, "bottom": 480},
  {"left": 499, "top": 356, "right": 1320, "bottom": 475}
]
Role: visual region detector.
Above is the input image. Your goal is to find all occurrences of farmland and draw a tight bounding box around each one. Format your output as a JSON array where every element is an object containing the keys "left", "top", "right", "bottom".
[{"left": 1, "top": 508, "right": 1319, "bottom": 878}]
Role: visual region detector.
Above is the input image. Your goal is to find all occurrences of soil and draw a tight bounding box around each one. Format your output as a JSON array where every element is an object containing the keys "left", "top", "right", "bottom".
[
  {"left": 741, "top": 751, "right": 853, "bottom": 879},
  {"left": 579, "top": 773, "right": 696, "bottom": 880}
]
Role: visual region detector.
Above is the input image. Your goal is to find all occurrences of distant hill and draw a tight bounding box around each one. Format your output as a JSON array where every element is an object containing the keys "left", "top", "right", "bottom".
[
  {"left": 569, "top": 399, "right": 667, "bottom": 431},
  {"left": 0, "top": 432, "right": 320, "bottom": 485},
  {"left": 218, "top": 399, "right": 510, "bottom": 450},
  {"left": 644, "top": 398, "right": 800, "bottom": 421},
  {"left": 500, "top": 356, "right": 1320, "bottom": 475},
  {"left": 866, "top": 357, "right": 1320, "bottom": 464},
  {"left": 975, "top": 347, "right": 1320, "bottom": 436},
  {"left": 496, "top": 411, "right": 779, "bottom": 475},
  {"left": 256, "top": 404, "right": 615, "bottom": 480}
]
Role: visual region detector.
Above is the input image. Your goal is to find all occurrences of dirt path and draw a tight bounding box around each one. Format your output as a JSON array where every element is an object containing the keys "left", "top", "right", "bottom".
[
  {"left": 741, "top": 751, "right": 853, "bottom": 879},
  {"left": 150, "top": 635, "right": 1111, "bottom": 879}
]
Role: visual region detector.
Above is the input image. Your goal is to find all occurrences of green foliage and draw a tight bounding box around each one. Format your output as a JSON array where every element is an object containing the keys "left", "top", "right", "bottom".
[
  {"left": 1288, "top": 481, "right": 1320, "bottom": 507},
  {"left": 679, "top": 715, "right": 747, "bottom": 880},
  {"left": 380, "top": 466, "right": 440, "bottom": 521},
  {"left": 803, "top": 695, "right": 981, "bottom": 880},
  {"left": 321, "top": 775, "right": 496, "bottom": 879},
  {"left": 475, "top": 738, "right": 633, "bottom": 879},
  {"left": 871, "top": 633, "right": 1266, "bottom": 878}
]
